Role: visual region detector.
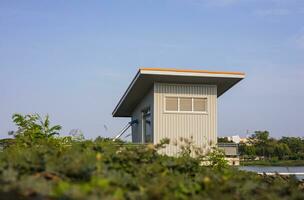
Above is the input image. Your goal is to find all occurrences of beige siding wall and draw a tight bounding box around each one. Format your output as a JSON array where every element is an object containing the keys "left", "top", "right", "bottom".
[
  {"left": 154, "top": 83, "right": 217, "bottom": 156},
  {"left": 131, "top": 88, "right": 154, "bottom": 143}
]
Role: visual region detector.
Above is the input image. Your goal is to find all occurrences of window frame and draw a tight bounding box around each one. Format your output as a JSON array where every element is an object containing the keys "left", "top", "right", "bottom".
[
  {"left": 164, "top": 96, "right": 179, "bottom": 112},
  {"left": 193, "top": 97, "right": 208, "bottom": 113},
  {"left": 164, "top": 95, "right": 208, "bottom": 114},
  {"left": 179, "top": 97, "right": 193, "bottom": 112}
]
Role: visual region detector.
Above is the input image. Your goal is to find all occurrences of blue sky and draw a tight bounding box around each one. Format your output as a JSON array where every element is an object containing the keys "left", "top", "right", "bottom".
[{"left": 0, "top": 0, "right": 304, "bottom": 139}]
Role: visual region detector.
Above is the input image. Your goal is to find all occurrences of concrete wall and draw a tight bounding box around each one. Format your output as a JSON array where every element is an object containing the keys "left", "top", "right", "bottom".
[
  {"left": 153, "top": 83, "right": 217, "bottom": 156},
  {"left": 131, "top": 88, "right": 154, "bottom": 143}
]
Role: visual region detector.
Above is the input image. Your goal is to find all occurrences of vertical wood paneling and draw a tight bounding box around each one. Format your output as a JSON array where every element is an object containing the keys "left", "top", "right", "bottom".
[{"left": 154, "top": 83, "right": 217, "bottom": 156}]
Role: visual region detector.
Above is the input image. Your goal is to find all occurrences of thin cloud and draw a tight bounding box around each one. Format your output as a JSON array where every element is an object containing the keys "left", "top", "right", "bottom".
[
  {"left": 291, "top": 27, "right": 304, "bottom": 49},
  {"left": 296, "top": 34, "right": 304, "bottom": 49},
  {"left": 254, "top": 8, "right": 291, "bottom": 16},
  {"left": 178, "top": 0, "right": 240, "bottom": 7},
  {"left": 204, "top": 0, "right": 239, "bottom": 6}
]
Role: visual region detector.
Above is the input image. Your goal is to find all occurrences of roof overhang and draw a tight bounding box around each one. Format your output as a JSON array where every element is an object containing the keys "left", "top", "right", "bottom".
[{"left": 113, "top": 68, "right": 245, "bottom": 117}]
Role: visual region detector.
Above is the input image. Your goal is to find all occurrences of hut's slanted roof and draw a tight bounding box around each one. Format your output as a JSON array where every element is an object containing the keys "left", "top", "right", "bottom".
[{"left": 113, "top": 68, "right": 245, "bottom": 117}]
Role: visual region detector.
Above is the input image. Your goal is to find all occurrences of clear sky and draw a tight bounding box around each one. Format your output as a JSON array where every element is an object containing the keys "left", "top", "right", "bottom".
[{"left": 1, "top": 0, "right": 304, "bottom": 139}]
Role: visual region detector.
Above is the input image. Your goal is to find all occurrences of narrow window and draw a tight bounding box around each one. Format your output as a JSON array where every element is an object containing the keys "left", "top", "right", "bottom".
[
  {"left": 179, "top": 97, "right": 192, "bottom": 111},
  {"left": 193, "top": 98, "right": 207, "bottom": 112},
  {"left": 165, "top": 97, "right": 178, "bottom": 111}
]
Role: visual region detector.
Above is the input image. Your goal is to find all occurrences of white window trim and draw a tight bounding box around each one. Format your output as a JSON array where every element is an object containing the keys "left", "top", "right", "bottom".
[{"left": 164, "top": 95, "right": 208, "bottom": 114}]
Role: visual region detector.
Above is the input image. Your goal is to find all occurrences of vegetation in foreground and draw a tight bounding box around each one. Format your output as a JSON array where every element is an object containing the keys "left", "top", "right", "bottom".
[{"left": 0, "top": 114, "right": 304, "bottom": 200}]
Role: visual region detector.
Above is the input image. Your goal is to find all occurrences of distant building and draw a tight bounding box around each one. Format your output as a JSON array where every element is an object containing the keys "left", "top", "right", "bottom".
[
  {"left": 227, "top": 135, "right": 241, "bottom": 143},
  {"left": 226, "top": 135, "right": 249, "bottom": 144},
  {"left": 218, "top": 143, "right": 240, "bottom": 166},
  {"left": 113, "top": 68, "right": 245, "bottom": 155}
]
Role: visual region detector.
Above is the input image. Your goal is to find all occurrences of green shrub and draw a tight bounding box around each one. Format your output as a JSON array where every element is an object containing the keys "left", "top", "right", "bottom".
[{"left": 0, "top": 114, "right": 303, "bottom": 199}]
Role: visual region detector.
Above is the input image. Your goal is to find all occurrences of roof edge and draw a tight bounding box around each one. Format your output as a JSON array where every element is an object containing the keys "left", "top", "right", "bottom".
[
  {"left": 112, "top": 69, "right": 141, "bottom": 117},
  {"left": 113, "top": 67, "right": 245, "bottom": 117},
  {"left": 140, "top": 67, "right": 245, "bottom": 76}
]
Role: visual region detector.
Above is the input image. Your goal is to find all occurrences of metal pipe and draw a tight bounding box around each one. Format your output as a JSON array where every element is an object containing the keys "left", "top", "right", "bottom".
[{"left": 113, "top": 119, "right": 138, "bottom": 141}]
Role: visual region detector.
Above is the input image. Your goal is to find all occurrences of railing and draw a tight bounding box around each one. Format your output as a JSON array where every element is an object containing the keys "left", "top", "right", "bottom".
[
  {"left": 217, "top": 143, "right": 238, "bottom": 147},
  {"left": 218, "top": 143, "right": 239, "bottom": 156}
]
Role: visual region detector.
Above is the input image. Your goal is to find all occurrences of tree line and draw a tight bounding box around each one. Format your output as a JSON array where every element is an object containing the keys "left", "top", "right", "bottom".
[{"left": 219, "top": 131, "right": 304, "bottom": 160}]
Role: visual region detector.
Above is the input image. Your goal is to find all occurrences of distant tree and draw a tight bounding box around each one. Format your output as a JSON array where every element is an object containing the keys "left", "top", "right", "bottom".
[
  {"left": 275, "top": 143, "right": 291, "bottom": 160},
  {"left": 279, "top": 137, "right": 304, "bottom": 154},
  {"left": 217, "top": 137, "right": 233, "bottom": 143},
  {"left": 239, "top": 144, "right": 256, "bottom": 157},
  {"left": 249, "top": 131, "right": 269, "bottom": 145},
  {"left": 239, "top": 131, "right": 304, "bottom": 160},
  {"left": 264, "top": 138, "right": 277, "bottom": 158},
  {"left": 248, "top": 131, "right": 271, "bottom": 158}
]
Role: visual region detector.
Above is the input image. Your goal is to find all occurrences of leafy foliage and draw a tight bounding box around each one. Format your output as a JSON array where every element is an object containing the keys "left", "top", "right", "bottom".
[
  {"left": 239, "top": 131, "right": 304, "bottom": 161},
  {"left": 0, "top": 114, "right": 303, "bottom": 199},
  {"left": 9, "top": 113, "right": 62, "bottom": 146},
  {"left": 206, "top": 147, "right": 228, "bottom": 169}
]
